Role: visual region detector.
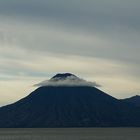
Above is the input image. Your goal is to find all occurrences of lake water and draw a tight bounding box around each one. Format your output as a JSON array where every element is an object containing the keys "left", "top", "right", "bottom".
[{"left": 0, "top": 128, "right": 139, "bottom": 140}]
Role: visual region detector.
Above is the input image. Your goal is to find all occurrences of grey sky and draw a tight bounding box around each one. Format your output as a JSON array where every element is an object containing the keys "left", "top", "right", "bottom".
[{"left": 0, "top": 0, "right": 140, "bottom": 105}]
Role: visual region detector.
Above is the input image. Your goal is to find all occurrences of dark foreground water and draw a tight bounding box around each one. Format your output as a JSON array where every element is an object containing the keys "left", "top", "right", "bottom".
[{"left": 0, "top": 128, "right": 140, "bottom": 140}]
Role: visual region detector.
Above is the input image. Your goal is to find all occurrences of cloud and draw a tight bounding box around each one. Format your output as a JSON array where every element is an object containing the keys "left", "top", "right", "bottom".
[
  {"left": 0, "top": 0, "right": 140, "bottom": 29},
  {"left": 0, "top": 15, "right": 139, "bottom": 65},
  {"left": 34, "top": 75, "right": 101, "bottom": 87}
]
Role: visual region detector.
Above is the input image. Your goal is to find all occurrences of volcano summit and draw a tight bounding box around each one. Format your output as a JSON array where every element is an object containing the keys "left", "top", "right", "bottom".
[
  {"left": 0, "top": 73, "right": 140, "bottom": 127},
  {"left": 35, "top": 73, "right": 100, "bottom": 87}
]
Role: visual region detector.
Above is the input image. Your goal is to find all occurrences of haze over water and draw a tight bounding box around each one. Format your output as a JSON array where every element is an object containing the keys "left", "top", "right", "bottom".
[{"left": 0, "top": 128, "right": 140, "bottom": 140}]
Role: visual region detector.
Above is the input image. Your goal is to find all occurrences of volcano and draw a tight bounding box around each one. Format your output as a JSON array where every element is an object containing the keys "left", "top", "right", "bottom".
[{"left": 0, "top": 73, "right": 140, "bottom": 128}]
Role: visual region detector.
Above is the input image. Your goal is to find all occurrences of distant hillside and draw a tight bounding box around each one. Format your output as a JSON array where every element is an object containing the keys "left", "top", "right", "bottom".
[{"left": 121, "top": 95, "right": 140, "bottom": 107}]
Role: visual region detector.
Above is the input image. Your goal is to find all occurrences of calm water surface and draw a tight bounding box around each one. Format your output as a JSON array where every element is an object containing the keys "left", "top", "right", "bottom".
[{"left": 0, "top": 128, "right": 139, "bottom": 140}]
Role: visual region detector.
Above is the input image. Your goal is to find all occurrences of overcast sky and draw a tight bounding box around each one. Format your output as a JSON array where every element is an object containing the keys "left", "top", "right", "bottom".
[{"left": 0, "top": 0, "right": 140, "bottom": 106}]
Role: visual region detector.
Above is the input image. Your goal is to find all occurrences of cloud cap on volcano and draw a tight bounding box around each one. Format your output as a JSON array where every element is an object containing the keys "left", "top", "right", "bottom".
[{"left": 35, "top": 73, "right": 101, "bottom": 87}]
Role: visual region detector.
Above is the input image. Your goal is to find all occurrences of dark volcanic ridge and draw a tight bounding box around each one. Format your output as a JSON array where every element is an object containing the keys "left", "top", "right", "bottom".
[
  {"left": 121, "top": 95, "right": 140, "bottom": 107},
  {"left": 0, "top": 73, "right": 140, "bottom": 128}
]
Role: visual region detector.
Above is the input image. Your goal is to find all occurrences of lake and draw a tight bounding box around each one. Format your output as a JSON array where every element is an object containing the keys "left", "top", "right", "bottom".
[{"left": 0, "top": 128, "right": 139, "bottom": 140}]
